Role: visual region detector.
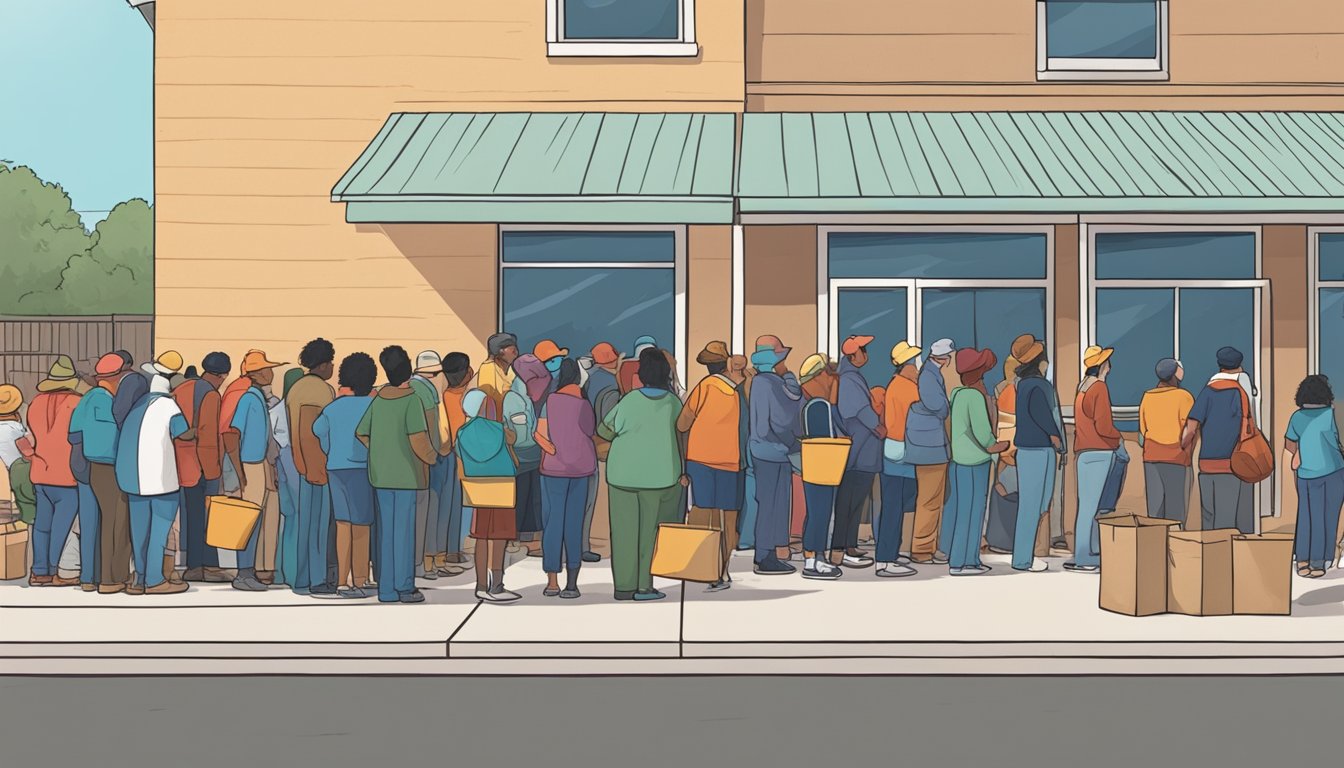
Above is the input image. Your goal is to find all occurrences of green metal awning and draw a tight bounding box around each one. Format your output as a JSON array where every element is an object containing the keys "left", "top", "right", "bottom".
[
  {"left": 737, "top": 112, "right": 1344, "bottom": 213},
  {"left": 332, "top": 112, "right": 736, "bottom": 224}
]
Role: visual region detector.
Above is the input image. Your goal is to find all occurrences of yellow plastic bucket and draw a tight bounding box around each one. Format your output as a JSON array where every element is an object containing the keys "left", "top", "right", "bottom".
[
  {"left": 801, "top": 437, "right": 852, "bottom": 486},
  {"left": 461, "top": 477, "right": 516, "bottom": 509},
  {"left": 205, "top": 495, "right": 262, "bottom": 550}
]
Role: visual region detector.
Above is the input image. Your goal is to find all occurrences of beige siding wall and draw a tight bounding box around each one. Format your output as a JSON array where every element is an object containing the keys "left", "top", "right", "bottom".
[
  {"left": 687, "top": 225, "right": 734, "bottom": 372},
  {"left": 155, "top": 0, "right": 744, "bottom": 366},
  {"left": 743, "top": 225, "right": 818, "bottom": 361},
  {"left": 1264, "top": 226, "right": 1310, "bottom": 533},
  {"left": 747, "top": 0, "right": 1344, "bottom": 111}
]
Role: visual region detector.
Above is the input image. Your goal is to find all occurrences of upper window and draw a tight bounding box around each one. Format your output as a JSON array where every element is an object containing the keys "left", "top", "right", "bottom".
[
  {"left": 1094, "top": 232, "right": 1257, "bottom": 281},
  {"left": 1037, "top": 0, "right": 1168, "bottom": 81},
  {"left": 828, "top": 232, "right": 1049, "bottom": 280},
  {"left": 547, "top": 0, "right": 698, "bottom": 58}
]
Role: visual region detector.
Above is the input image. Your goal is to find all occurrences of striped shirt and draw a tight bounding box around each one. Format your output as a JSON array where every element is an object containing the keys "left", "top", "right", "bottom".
[{"left": 115, "top": 378, "right": 189, "bottom": 496}]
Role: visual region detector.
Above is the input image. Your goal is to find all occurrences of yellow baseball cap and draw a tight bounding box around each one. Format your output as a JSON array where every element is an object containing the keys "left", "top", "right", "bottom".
[{"left": 890, "top": 341, "right": 922, "bottom": 366}]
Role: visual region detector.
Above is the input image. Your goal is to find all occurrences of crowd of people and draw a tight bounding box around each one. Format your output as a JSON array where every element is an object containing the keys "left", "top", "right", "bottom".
[{"left": 0, "top": 325, "right": 1330, "bottom": 604}]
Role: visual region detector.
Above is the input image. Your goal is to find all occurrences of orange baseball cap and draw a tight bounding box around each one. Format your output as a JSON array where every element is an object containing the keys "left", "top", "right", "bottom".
[
  {"left": 841, "top": 335, "right": 875, "bottom": 356},
  {"left": 240, "top": 349, "right": 287, "bottom": 374},
  {"left": 94, "top": 352, "right": 126, "bottom": 377},
  {"left": 590, "top": 342, "right": 619, "bottom": 366},
  {"left": 533, "top": 339, "right": 569, "bottom": 363}
]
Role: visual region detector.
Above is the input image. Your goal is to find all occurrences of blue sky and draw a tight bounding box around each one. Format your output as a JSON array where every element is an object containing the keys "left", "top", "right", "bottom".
[{"left": 0, "top": 0, "right": 152, "bottom": 226}]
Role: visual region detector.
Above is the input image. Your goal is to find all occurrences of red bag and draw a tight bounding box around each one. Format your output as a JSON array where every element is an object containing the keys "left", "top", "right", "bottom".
[{"left": 1226, "top": 384, "right": 1274, "bottom": 484}]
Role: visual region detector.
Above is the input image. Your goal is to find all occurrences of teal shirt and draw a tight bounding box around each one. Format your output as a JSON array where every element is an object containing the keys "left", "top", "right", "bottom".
[
  {"left": 1286, "top": 406, "right": 1344, "bottom": 479},
  {"left": 598, "top": 389, "right": 683, "bottom": 490},
  {"left": 949, "top": 387, "right": 996, "bottom": 467},
  {"left": 69, "top": 387, "right": 119, "bottom": 464}
]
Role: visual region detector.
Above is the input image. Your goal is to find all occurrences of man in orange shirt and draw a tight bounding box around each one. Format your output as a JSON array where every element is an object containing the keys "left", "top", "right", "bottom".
[
  {"left": 876, "top": 342, "right": 921, "bottom": 577},
  {"left": 678, "top": 341, "right": 746, "bottom": 591},
  {"left": 25, "top": 355, "right": 86, "bottom": 586}
]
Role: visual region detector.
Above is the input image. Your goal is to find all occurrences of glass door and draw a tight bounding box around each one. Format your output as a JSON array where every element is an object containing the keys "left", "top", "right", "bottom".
[
  {"left": 920, "top": 287, "right": 1048, "bottom": 392},
  {"left": 830, "top": 280, "right": 914, "bottom": 386}
]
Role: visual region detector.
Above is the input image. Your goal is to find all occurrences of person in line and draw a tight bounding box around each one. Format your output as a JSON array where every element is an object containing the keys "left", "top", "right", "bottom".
[
  {"left": 287, "top": 338, "right": 338, "bottom": 597},
  {"left": 477, "top": 332, "right": 519, "bottom": 420},
  {"left": 947, "top": 348, "right": 1009, "bottom": 576},
  {"left": 173, "top": 352, "right": 227, "bottom": 582},
  {"left": 26, "top": 355, "right": 84, "bottom": 587},
  {"left": 1011, "top": 335, "right": 1063, "bottom": 573},
  {"left": 677, "top": 341, "right": 746, "bottom": 592},
  {"left": 1286, "top": 375, "right": 1344, "bottom": 578},
  {"left": 356, "top": 346, "right": 436, "bottom": 604},
  {"left": 599, "top": 348, "right": 685, "bottom": 601},
  {"left": 439, "top": 352, "right": 474, "bottom": 570},
  {"left": 224, "top": 350, "right": 284, "bottom": 592},
  {"left": 508, "top": 353, "right": 549, "bottom": 556},
  {"left": 747, "top": 342, "right": 804, "bottom": 576},
  {"left": 797, "top": 355, "right": 842, "bottom": 580},
  {"left": 1183, "top": 347, "right": 1257, "bottom": 533},
  {"left": 115, "top": 353, "right": 190, "bottom": 595},
  {"left": 270, "top": 368, "right": 305, "bottom": 588},
  {"left": 906, "top": 338, "right": 955, "bottom": 565},
  {"left": 314, "top": 353, "right": 378, "bottom": 599},
  {"left": 457, "top": 389, "right": 521, "bottom": 603},
  {"left": 875, "top": 343, "right": 921, "bottom": 577},
  {"left": 1069, "top": 346, "right": 1122, "bottom": 573},
  {"left": 617, "top": 336, "right": 659, "bottom": 395},
  {"left": 833, "top": 335, "right": 883, "bottom": 570},
  {"left": 537, "top": 358, "right": 597, "bottom": 598},
  {"left": 1139, "top": 358, "right": 1195, "bottom": 526},
  {"left": 69, "top": 353, "right": 133, "bottom": 592},
  {"left": 111, "top": 350, "right": 149, "bottom": 428},
  {"left": 0, "top": 385, "right": 34, "bottom": 527},
  {"left": 410, "top": 350, "right": 452, "bottom": 580},
  {"left": 580, "top": 341, "right": 622, "bottom": 564}
]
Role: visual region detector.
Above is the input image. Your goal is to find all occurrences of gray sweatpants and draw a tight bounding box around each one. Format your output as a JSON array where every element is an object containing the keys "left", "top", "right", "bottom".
[
  {"left": 1144, "top": 462, "right": 1190, "bottom": 528},
  {"left": 1198, "top": 472, "right": 1254, "bottom": 533}
]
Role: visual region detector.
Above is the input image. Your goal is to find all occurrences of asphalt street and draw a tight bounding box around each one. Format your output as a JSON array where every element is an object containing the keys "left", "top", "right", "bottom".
[{"left": 0, "top": 675, "right": 1330, "bottom": 767}]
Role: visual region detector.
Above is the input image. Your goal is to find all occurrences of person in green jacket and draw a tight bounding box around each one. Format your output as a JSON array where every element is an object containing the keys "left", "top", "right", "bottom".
[
  {"left": 947, "top": 348, "right": 1009, "bottom": 576},
  {"left": 598, "top": 348, "right": 685, "bottom": 602}
]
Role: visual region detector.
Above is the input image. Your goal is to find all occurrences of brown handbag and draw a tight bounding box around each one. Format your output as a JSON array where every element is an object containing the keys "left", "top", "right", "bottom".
[{"left": 1228, "top": 385, "right": 1274, "bottom": 484}]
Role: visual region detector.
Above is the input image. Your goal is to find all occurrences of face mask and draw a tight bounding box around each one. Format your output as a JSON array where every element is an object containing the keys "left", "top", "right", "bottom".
[{"left": 545, "top": 357, "right": 563, "bottom": 374}]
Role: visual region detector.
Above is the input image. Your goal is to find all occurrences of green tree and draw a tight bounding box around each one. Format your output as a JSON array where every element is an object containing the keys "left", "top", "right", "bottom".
[{"left": 0, "top": 163, "right": 152, "bottom": 315}]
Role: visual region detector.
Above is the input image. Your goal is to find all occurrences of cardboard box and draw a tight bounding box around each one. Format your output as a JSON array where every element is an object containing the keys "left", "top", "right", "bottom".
[
  {"left": 1098, "top": 513, "right": 1180, "bottom": 616},
  {"left": 1232, "top": 533, "right": 1295, "bottom": 616},
  {"left": 1167, "top": 529, "right": 1235, "bottom": 616},
  {"left": 0, "top": 528, "right": 28, "bottom": 581}
]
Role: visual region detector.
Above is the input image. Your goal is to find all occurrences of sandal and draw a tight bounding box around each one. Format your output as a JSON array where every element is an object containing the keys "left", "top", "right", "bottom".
[{"left": 1311, "top": 569, "right": 1327, "bottom": 578}]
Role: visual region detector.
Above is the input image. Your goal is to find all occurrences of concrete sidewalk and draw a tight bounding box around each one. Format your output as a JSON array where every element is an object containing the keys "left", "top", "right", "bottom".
[{"left": 2, "top": 550, "right": 1341, "bottom": 675}]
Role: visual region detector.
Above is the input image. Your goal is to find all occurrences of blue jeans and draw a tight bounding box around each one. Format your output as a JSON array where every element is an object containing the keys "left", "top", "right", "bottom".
[
  {"left": 128, "top": 492, "right": 179, "bottom": 588},
  {"left": 374, "top": 488, "right": 416, "bottom": 602},
  {"left": 753, "top": 459, "right": 792, "bottom": 562},
  {"left": 295, "top": 478, "right": 332, "bottom": 593},
  {"left": 276, "top": 451, "right": 300, "bottom": 587},
  {"left": 1074, "top": 450, "right": 1117, "bottom": 567},
  {"left": 33, "top": 484, "right": 78, "bottom": 577},
  {"left": 738, "top": 463, "right": 757, "bottom": 550},
  {"left": 1296, "top": 468, "right": 1344, "bottom": 570},
  {"left": 938, "top": 472, "right": 957, "bottom": 557},
  {"left": 77, "top": 482, "right": 100, "bottom": 584},
  {"left": 541, "top": 475, "right": 590, "bottom": 574},
  {"left": 179, "top": 477, "right": 220, "bottom": 570},
  {"left": 801, "top": 481, "right": 836, "bottom": 554},
  {"left": 444, "top": 452, "right": 465, "bottom": 556},
  {"left": 949, "top": 462, "right": 991, "bottom": 569},
  {"left": 1013, "top": 448, "right": 1057, "bottom": 570},
  {"left": 877, "top": 473, "right": 914, "bottom": 563}
]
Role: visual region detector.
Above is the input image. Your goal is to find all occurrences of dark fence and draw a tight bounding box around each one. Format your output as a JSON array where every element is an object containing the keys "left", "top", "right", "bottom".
[{"left": 0, "top": 315, "right": 154, "bottom": 396}]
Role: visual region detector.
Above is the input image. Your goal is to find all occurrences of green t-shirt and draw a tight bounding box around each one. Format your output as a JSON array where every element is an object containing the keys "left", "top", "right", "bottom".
[
  {"left": 409, "top": 376, "right": 442, "bottom": 452},
  {"left": 949, "top": 386, "right": 996, "bottom": 467},
  {"left": 597, "top": 390, "right": 683, "bottom": 490},
  {"left": 356, "top": 390, "right": 430, "bottom": 490}
]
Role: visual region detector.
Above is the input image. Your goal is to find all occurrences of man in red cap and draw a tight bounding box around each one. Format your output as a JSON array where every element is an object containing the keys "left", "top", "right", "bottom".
[
  {"left": 69, "top": 352, "right": 129, "bottom": 592},
  {"left": 833, "top": 336, "right": 885, "bottom": 571}
]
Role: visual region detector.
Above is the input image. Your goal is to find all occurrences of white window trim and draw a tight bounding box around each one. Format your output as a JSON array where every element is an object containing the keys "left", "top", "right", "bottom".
[
  {"left": 546, "top": 0, "right": 698, "bottom": 58},
  {"left": 816, "top": 225, "right": 1055, "bottom": 373},
  {"left": 497, "top": 224, "right": 687, "bottom": 388},
  {"left": 1308, "top": 226, "right": 1344, "bottom": 377},
  {"left": 1036, "top": 0, "right": 1169, "bottom": 82},
  {"left": 1083, "top": 223, "right": 1271, "bottom": 521}
]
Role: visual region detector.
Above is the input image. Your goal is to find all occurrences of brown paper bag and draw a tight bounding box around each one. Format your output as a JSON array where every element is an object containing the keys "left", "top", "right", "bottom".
[
  {"left": 1167, "top": 529, "right": 1234, "bottom": 616},
  {"left": 651, "top": 523, "right": 723, "bottom": 584},
  {"left": 1098, "top": 513, "right": 1179, "bottom": 616},
  {"left": 0, "top": 528, "right": 29, "bottom": 580},
  {"left": 1232, "top": 533, "right": 1294, "bottom": 615}
]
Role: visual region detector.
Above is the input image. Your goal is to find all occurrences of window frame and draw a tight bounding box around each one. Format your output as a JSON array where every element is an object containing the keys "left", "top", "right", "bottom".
[
  {"left": 1035, "top": 0, "right": 1170, "bottom": 82},
  {"left": 497, "top": 224, "right": 687, "bottom": 387},
  {"left": 546, "top": 0, "right": 698, "bottom": 58},
  {"left": 1308, "top": 226, "right": 1344, "bottom": 378},
  {"left": 816, "top": 225, "right": 1055, "bottom": 372}
]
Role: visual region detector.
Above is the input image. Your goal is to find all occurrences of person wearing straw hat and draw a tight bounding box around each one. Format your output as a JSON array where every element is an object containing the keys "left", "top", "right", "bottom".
[
  {"left": 678, "top": 340, "right": 746, "bottom": 591},
  {"left": 877, "top": 342, "right": 923, "bottom": 578},
  {"left": 0, "top": 384, "right": 33, "bottom": 526},
  {"left": 906, "top": 338, "right": 955, "bottom": 565},
  {"left": 114, "top": 351, "right": 191, "bottom": 595},
  {"left": 222, "top": 349, "right": 287, "bottom": 592},
  {"left": 797, "top": 353, "right": 843, "bottom": 580},
  {"left": 1011, "top": 334, "right": 1065, "bottom": 573},
  {"left": 25, "top": 355, "right": 86, "bottom": 587},
  {"left": 747, "top": 343, "right": 804, "bottom": 576},
  {"left": 1069, "top": 344, "right": 1121, "bottom": 573},
  {"left": 833, "top": 335, "right": 883, "bottom": 571}
]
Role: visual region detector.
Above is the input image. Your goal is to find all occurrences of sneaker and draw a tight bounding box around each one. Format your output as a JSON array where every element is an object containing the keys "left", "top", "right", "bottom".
[
  {"left": 338, "top": 586, "right": 370, "bottom": 599},
  {"left": 613, "top": 591, "right": 635, "bottom": 602},
  {"left": 202, "top": 567, "right": 233, "bottom": 583},
  {"left": 633, "top": 589, "right": 666, "bottom": 601},
  {"left": 560, "top": 587, "right": 582, "bottom": 599},
  {"left": 949, "top": 567, "right": 987, "bottom": 577},
  {"left": 232, "top": 574, "right": 268, "bottom": 592},
  {"left": 1063, "top": 562, "right": 1100, "bottom": 573},
  {"left": 444, "top": 553, "right": 468, "bottom": 565},
  {"left": 754, "top": 557, "right": 796, "bottom": 575},
  {"left": 802, "top": 562, "right": 843, "bottom": 580},
  {"left": 398, "top": 590, "right": 426, "bottom": 604},
  {"left": 841, "top": 553, "right": 874, "bottom": 569},
  {"left": 970, "top": 564, "right": 992, "bottom": 573},
  {"left": 705, "top": 579, "right": 732, "bottom": 592},
  {"left": 489, "top": 583, "right": 522, "bottom": 602},
  {"left": 876, "top": 563, "right": 917, "bottom": 578},
  {"left": 419, "top": 569, "right": 439, "bottom": 581},
  {"left": 932, "top": 551, "right": 950, "bottom": 565},
  {"left": 126, "top": 580, "right": 145, "bottom": 596},
  {"left": 97, "top": 583, "right": 126, "bottom": 595},
  {"left": 145, "top": 580, "right": 189, "bottom": 595},
  {"left": 477, "top": 588, "right": 521, "bottom": 604},
  {"left": 1015, "top": 559, "right": 1050, "bottom": 573},
  {"left": 895, "top": 555, "right": 913, "bottom": 566},
  {"left": 436, "top": 566, "right": 464, "bottom": 577},
  {"left": 581, "top": 551, "right": 602, "bottom": 563},
  {"left": 309, "top": 583, "right": 342, "bottom": 599},
  {"left": 182, "top": 567, "right": 206, "bottom": 582}
]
